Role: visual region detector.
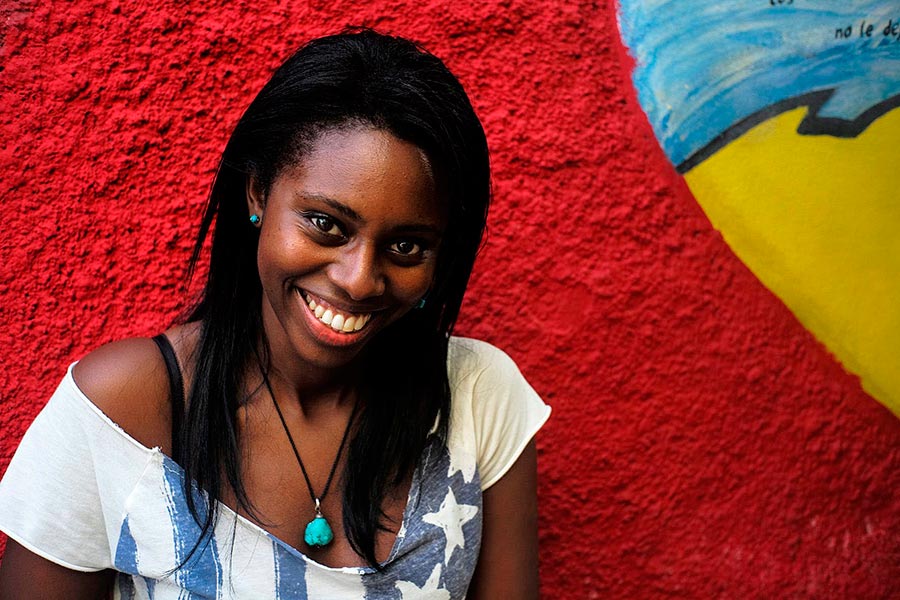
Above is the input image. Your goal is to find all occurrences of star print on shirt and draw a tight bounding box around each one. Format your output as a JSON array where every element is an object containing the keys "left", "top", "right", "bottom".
[
  {"left": 446, "top": 447, "right": 477, "bottom": 484},
  {"left": 422, "top": 487, "right": 479, "bottom": 565},
  {"left": 395, "top": 563, "right": 451, "bottom": 600}
]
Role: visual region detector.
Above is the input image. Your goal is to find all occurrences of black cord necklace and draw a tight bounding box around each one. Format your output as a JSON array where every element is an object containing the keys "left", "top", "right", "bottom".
[{"left": 259, "top": 366, "right": 359, "bottom": 549}]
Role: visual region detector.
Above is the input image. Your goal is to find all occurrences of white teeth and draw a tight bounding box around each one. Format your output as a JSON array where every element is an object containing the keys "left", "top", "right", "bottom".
[{"left": 302, "top": 291, "right": 373, "bottom": 334}]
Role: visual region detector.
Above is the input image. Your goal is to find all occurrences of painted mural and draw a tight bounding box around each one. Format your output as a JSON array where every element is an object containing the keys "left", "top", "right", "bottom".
[{"left": 617, "top": 0, "right": 900, "bottom": 415}]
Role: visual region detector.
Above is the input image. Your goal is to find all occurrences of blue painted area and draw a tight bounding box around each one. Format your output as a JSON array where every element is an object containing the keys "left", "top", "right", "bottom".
[
  {"left": 361, "top": 437, "right": 482, "bottom": 600},
  {"left": 437, "top": 469, "right": 482, "bottom": 597},
  {"left": 273, "top": 539, "right": 309, "bottom": 599},
  {"left": 161, "top": 457, "right": 223, "bottom": 599},
  {"left": 105, "top": 442, "right": 481, "bottom": 597},
  {"left": 115, "top": 516, "right": 140, "bottom": 574},
  {"left": 617, "top": 0, "right": 900, "bottom": 166}
]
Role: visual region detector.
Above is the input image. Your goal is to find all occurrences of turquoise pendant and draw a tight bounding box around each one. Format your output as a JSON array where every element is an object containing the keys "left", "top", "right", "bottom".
[{"left": 304, "top": 507, "right": 334, "bottom": 548}]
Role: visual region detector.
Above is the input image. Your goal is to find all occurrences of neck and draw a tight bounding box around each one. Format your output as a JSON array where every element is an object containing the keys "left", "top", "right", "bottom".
[
  {"left": 267, "top": 353, "right": 360, "bottom": 402},
  {"left": 257, "top": 299, "right": 363, "bottom": 409}
]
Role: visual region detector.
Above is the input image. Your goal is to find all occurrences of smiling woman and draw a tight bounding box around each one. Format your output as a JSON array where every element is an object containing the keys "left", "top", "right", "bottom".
[
  {"left": 252, "top": 128, "right": 444, "bottom": 369},
  {"left": 0, "top": 30, "right": 549, "bottom": 599}
]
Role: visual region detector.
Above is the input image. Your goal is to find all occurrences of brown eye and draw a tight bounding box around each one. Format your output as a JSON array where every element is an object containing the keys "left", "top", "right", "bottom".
[
  {"left": 310, "top": 215, "right": 343, "bottom": 237},
  {"left": 390, "top": 240, "right": 422, "bottom": 256}
]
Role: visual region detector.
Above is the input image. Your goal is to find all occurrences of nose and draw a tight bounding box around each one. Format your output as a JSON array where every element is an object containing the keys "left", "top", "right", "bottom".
[{"left": 328, "top": 242, "right": 386, "bottom": 301}]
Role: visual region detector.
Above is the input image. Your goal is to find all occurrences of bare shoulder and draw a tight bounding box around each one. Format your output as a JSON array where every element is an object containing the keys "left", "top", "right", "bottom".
[{"left": 71, "top": 323, "right": 202, "bottom": 453}]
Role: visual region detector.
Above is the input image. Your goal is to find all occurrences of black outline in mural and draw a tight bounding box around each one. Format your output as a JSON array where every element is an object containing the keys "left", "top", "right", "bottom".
[{"left": 677, "top": 91, "right": 900, "bottom": 174}]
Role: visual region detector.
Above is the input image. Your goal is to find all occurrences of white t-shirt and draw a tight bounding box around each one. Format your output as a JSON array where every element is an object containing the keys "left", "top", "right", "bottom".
[{"left": 0, "top": 337, "right": 550, "bottom": 599}]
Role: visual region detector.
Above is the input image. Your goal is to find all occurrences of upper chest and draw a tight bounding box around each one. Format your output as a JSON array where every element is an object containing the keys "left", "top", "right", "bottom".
[
  {"left": 225, "top": 398, "right": 412, "bottom": 567},
  {"left": 111, "top": 436, "right": 484, "bottom": 599}
]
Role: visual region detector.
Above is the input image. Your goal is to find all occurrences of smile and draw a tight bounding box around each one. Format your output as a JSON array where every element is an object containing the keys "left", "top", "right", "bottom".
[{"left": 301, "top": 291, "right": 373, "bottom": 334}]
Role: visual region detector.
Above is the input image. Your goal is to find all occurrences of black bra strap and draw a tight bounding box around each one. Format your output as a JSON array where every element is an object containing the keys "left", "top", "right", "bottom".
[{"left": 151, "top": 334, "right": 184, "bottom": 462}]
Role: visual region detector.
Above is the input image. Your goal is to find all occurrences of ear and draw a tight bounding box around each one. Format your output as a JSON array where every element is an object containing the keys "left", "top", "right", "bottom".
[{"left": 246, "top": 175, "right": 265, "bottom": 220}]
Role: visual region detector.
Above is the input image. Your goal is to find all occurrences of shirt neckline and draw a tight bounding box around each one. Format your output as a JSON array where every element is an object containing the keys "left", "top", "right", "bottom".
[{"left": 64, "top": 362, "right": 424, "bottom": 574}]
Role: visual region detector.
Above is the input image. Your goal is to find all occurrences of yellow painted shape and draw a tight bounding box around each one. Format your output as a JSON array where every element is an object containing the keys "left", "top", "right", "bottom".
[{"left": 684, "top": 107, "right": 900, "bottom": 416}]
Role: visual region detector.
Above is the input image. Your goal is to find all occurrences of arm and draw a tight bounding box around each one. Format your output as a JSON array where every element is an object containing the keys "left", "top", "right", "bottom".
[
  {"left": 467, "top": 439, "right": 540, "bottom": 600},
  {"left": 0, "top": 539, "right": 113, "bottom": 599}
]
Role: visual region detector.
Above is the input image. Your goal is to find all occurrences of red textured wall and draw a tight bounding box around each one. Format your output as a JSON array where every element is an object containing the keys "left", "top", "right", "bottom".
[{"left": 2, "top": 2, "right": 898, "bottom": 597}]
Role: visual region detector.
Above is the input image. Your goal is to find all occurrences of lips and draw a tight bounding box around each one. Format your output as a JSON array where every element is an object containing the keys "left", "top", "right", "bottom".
[
  {"left": 294, "top": 289, "right": 381, "bottom": 348},
  {"left": 301, "top": 291, "right": 373, "bottom": 333}
]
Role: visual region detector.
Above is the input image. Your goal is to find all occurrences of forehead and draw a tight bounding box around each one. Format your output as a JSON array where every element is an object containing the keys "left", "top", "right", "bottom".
[{"left": 276, "top": 127, "right": 443, "bottom": 226}]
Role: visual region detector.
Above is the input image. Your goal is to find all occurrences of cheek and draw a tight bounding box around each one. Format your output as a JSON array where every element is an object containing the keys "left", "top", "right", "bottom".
[
  {"left": 390, "top": 263, "right": 437, "bottom": 302},
  {"left": 256, "top": 225, "right": 325, "bottom": 289},
  {"left": 256, "top": 231, "right": 287, "bottom": 290}
]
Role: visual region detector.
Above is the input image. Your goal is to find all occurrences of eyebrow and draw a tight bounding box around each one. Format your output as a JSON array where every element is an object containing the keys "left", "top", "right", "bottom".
[
  {"left": 390, "top": 223, "right": 444, "bottom": 236},
  {"left": 296, "top": 192, "right": 444, "bottom": 237},
  {"left": 298, "top": 192, "right": 363, "bottom": 223}
]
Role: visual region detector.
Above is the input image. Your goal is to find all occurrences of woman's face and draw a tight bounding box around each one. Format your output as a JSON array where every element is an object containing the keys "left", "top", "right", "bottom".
[{"left": 249, "top": 126, "right": 445, "bottom": 372}]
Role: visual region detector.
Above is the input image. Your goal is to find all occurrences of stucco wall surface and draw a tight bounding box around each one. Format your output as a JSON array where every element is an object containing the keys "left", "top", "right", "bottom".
[{"left": 1, "top": 1, "right": 898, "bottom": 597}]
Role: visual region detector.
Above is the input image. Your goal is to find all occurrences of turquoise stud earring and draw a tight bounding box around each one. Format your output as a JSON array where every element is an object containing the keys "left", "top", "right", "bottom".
[
  {"left": 416, "top": 298, "right": 426, "bottom": 310},
  {"left": 250, "top": 214, "right": 260, "bottom": 225}
]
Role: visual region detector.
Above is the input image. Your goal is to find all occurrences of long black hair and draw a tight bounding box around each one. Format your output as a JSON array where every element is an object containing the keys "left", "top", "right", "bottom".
[{"left": 181, "top": 29, "right": 490, "bottom": 567}]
